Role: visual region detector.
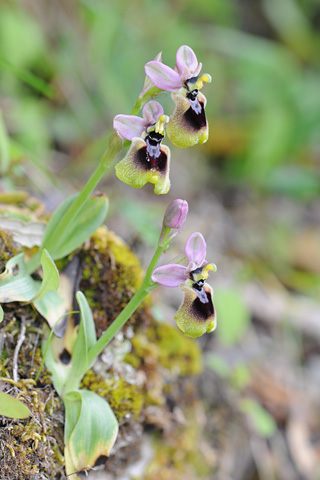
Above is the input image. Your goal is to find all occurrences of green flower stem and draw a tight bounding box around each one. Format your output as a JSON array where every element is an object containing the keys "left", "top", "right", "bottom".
[
  {"left": 27, "top": 88, "right": 165, "bottom": 275},
  {"left": 26, "top": 133, "right": 123, "bottom": 274},
  {"left": 26, "top": 89, "right": 164, "bottom": 275},
  {"left": 131, "top": 86, "right": 162, "bottom": 116},
  {"left": 86, "top": 241, "right": 165, "bottom": 368}
]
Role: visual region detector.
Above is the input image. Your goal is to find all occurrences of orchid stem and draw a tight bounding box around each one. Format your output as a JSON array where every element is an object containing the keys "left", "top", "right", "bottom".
[
  {"left": 27, "top": 133, "right": 123, "bottom": 274},
  {"left": 27, "top": 89, "right": 161, "bottom": 275}
]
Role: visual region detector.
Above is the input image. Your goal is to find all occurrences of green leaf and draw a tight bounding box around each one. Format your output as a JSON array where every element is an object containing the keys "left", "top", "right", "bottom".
[
  {"left": 0, "top": 391, "right": 30, "bottom": 419},
  {"left": 0, "top": 252, "right": 61, "bottom": 327},
  {"left": 0, "top": 110, "right": 10, "bottom": 174},
  {"left": 41, "top": 193, "right": 109, "bottom": 260},
  {"left": 240, "top": 398, "right": 277, "bottom": 438},
  {"left": 0, "top": 253, "right": 40, "bottom": 303},
  {"left": 0, "top": 56, "right": 55, "bottom": 99},
  {"left": 63, "top": 390, "right": 118, "bottom": 476},
  {"left": 31, "top": 249, "right": 60, "bottom": 302},
  {"left": 0, "top": 305, "right": 3, "bottom": 322},
  {"left": 34, "top": 290, "right": 67, "bottom": 329},
  {"left": 67, "top": 291, "right": 97, "bottom": 388},
  {"left": 40, "top": 323, "right": 72, "bottom": 396},
  {"left": 214, "top": 288, "right": 250, "bottom": 346},
  {"left": 35, "top": 310, "right": 79, "bottom": 383}
]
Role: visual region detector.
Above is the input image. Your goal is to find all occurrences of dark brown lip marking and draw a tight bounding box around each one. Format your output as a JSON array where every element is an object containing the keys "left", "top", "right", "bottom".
[
  {"left": 135, "top": 132, "right": 167, "bottom": 172},
  {"left": 184, "top": 99, "right": 207, "bottom": 131},
  {"left": 191, "top": 286, "right": 214, "bottom": 321}
]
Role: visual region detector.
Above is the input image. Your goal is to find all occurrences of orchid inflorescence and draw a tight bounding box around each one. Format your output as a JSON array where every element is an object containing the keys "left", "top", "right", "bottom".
[
  {"left": 114, "top": 45, "right": 211, "bottom": 195},
  {"left": 112, "top": 45, "right": 216, "bottom": 338}
]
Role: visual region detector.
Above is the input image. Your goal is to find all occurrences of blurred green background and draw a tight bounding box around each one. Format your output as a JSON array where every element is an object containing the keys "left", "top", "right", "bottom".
[{"left": 1, "top": 0, "right": 319, "bottom": 199}]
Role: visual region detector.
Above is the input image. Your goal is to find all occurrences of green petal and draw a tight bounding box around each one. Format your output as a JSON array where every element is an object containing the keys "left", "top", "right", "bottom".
[
  {"left": 166, "top": 90, "right": 209, "bottom": 148},
  {"left": 175, "top": 283, "right": 216, "bottom": 338}
]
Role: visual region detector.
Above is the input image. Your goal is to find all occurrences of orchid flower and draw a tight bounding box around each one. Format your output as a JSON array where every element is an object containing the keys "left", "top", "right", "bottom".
[
  {"left": 145, "top": 45, "right": 211, "bottom": 148},
  {"left": 114, "top": 101, "right": 170, "bottom": 195},
  {"left": 152, "top": 232, "right": 217, "bottom": 338}
]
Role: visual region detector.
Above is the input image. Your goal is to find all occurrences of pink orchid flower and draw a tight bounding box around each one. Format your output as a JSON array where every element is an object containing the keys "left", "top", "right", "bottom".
[
  {"left": 114, "top": 101, "right": 171, "bottom": 195},
  {"left": 145, "top": 46, "right": 211, "bottom": 148},
  {"left": 152, "top": 232, "right": 217, "bottom": 338}
]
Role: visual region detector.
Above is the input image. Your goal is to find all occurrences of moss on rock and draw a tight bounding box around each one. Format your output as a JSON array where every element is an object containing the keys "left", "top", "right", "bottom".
[
  {"left": 80, "top": 226, "right": 151, "bottom": 337},
  {"left": 81, "top": 370, "right": 144, "bottom": 423},
  {"left": 0, "top": 312, "right": 65, "bottom": 480}
]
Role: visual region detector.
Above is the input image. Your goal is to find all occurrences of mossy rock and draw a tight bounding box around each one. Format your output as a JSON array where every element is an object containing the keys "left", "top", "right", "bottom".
[
  {"left": 80, "top": 227, "right": 151, "bottom": 337},
  {"left": 0, "top": 225, "right": 213, "bottom": 479},
  {"left": 0, "top": 307, "right": 65, "bottom": 480}
]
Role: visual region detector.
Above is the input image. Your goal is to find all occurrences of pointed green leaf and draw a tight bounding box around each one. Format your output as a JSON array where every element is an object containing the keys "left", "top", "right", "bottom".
[
  {"left": 0, "top": 391, "right": 30, "bottom": 419},
  {"left": 64, "top": 390, "right": 118, "bottom": 476},
  {"left": 0, "top": 305, "right": 3, "bottom": 322},
  {"left": 34, "top": 290, "right": 67, "bottom": 328},
  {"left": 67, "top": 291, "right": 97, "bottom": 388},
  {"left": 0, "top": 55, "right": 55, "bottom": 99},
  {"left": 41, "top": 193, "right": 109, "bottom": 260},
  {"left": 31, "top": 249, "right": 60, "bottom": 302}
]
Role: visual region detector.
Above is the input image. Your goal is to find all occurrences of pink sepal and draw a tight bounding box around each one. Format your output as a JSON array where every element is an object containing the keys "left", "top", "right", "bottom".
[
  {"left": 142, "top": 101, "right": 164, "bottom": 125},
  {"left": 151, "top": 264, "right": 187, "bottom": 287},
  {"left": 185, "top": 232, "right": 207, "bottom": 269},
  {"left": 175, "top": 45, "right": 199, "bottom": 76},
  {"left": 113, "top": 115, "right": 145, "bottom": 141},
  {"left": 145, "top": 61, "right": 181, "bottom": 92}
]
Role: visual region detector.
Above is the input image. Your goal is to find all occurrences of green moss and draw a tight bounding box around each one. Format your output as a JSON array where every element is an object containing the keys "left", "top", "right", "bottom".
[
  {"left": 81, "top": 370, "right": 144, "bottom": 422},
  {"left": 91, "top": 227, "right": 144, "bottom": 291},
  {"left": 0, "top": 379, "right": 65, "bottom": 480},
  {"left": 80, "top": 227, "right": 152, "bottom": 337},
  {"left": 149, "top": 323, "right": 203, "bottom": 376},
  {"left": 125, "top": 322, "right": 203, "bottom": 377},
  {"left": 0, "top": 312, "right": 65, "bottom": 479}
]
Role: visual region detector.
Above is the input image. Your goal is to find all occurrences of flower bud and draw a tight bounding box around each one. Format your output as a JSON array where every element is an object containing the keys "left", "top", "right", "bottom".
[{"left": 163, "top": 199, "right": 188, "bottom": 229}]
